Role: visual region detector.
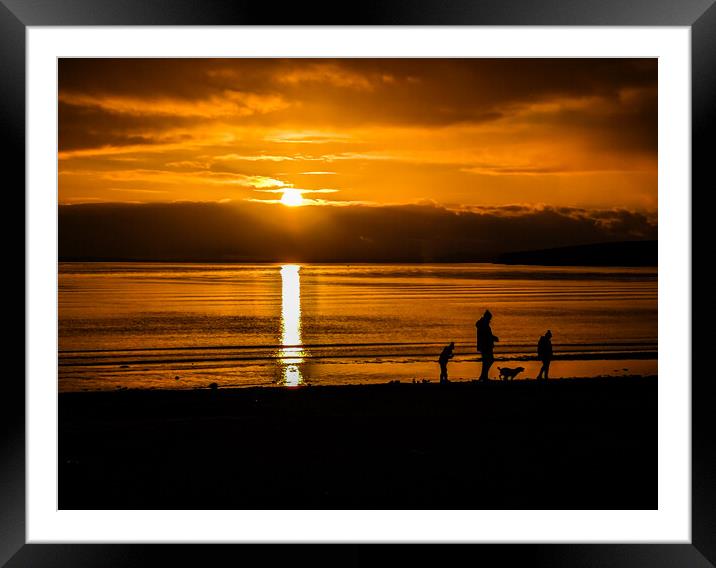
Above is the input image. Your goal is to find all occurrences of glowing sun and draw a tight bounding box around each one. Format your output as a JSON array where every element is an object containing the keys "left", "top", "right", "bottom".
[{"left": 280, "top": 188, "right": 304, "bottom": 207}]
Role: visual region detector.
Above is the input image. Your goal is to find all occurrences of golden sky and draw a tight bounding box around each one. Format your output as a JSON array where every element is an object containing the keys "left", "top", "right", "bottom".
[{"left": 58, "top": 58, "right": 657, "bottom": 212}]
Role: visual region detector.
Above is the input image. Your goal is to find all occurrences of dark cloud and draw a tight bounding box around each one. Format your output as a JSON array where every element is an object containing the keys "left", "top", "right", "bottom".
[
  {"left": 532, "top": 85, "right": 658, "bottom": 154},
  {"left": 59, "top": 201, "right": 656, "bottom": 262},
  {"left": 58, "top": 58, "right": 657, "bottom": 151},
  {"left": 59, "top": 58, "right": 656, "bottom": 107},
  {"left": 59, "top": 101, "right": 198, "bottom": 151}
]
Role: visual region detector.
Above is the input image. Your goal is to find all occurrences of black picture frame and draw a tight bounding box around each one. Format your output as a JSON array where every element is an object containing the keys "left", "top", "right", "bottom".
[{"left": 6, "top": 0, "right": 711, "bottom": 565}]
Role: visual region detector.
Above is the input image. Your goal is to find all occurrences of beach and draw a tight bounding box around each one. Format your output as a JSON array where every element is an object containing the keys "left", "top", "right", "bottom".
[{"left": 59, "top": 375, "right": 657, "bottom": 510}]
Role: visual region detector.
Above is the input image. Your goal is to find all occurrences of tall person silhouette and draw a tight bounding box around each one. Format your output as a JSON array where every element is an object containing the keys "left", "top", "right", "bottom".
[
  {"left": 476, "top": 310, "right": 499, "bottom": 381},
  {"left": 536, "top": 330, "right": 553, "bottom": 380}
]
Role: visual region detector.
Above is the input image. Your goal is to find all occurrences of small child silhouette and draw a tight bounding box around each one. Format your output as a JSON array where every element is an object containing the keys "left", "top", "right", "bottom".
[{"left": 438, "top": 342, "right": 455, "bottom": 384}]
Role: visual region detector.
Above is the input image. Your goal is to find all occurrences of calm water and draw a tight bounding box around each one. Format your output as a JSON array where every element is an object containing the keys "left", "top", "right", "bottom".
[{"left": 58, "top": 263, "right": 657, "bottom": 391}]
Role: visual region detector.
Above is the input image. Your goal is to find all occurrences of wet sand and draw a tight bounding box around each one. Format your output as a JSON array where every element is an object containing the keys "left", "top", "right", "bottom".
[{"left": 59, "top": 376, "right": 657, "bottom": 510}]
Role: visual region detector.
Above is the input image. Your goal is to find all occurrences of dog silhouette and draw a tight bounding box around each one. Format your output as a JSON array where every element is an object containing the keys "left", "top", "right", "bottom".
[{"left": 498, "top": 366, "right": 525, "bottom": 381}]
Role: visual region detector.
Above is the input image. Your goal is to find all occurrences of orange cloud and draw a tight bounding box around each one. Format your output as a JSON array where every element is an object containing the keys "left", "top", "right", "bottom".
[
  {"left": 60, "top": 90, "right": 289, "bottom": 118},
  {"left": 275, "top": 63, "right": 377, "bottom": 90}
]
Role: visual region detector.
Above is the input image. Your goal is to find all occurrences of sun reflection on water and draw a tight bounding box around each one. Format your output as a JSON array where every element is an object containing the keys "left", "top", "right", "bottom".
[{"left": 279, "top": 264, "right": 304, "bottom": 386}]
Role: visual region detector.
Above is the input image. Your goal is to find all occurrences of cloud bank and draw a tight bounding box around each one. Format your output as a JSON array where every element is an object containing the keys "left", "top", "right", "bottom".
[{"left": 59, "top": 201, "right": 656, "bottom": 263}]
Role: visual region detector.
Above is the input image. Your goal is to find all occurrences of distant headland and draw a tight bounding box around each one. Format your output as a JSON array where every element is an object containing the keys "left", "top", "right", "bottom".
[{"left": 495, "top": 240, "right": 657, "bottom": 267}]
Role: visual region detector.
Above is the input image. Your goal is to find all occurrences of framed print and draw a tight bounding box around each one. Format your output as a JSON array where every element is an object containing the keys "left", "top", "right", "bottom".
[{"left": 7, "top": 1, "right": 712, "bottom": 566}]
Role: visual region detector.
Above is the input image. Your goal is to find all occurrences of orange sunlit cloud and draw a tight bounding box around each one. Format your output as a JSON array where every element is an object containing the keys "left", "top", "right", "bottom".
[{"left": 59, "top": 58, "right": 656, "bottom": 212}]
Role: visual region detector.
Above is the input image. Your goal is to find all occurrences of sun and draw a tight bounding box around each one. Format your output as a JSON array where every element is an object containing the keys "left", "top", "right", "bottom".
[{"left": 280, "top": 188, "right": 304, "bottom": 207}]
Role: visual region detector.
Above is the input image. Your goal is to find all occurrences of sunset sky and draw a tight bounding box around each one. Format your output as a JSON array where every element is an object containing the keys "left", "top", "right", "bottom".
[{"left": 58, "top": 58, "right": 657, "bottom": 261}]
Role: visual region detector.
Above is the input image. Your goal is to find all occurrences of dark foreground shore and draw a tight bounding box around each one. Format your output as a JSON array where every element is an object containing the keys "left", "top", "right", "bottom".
[{"left": 59, "top": 376, "right": 656, "bottom": 510}]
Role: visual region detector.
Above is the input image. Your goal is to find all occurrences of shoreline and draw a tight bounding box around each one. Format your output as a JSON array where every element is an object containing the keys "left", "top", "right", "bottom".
[{"left": 60, "top": 373, "right": 656, "bottom": 393}]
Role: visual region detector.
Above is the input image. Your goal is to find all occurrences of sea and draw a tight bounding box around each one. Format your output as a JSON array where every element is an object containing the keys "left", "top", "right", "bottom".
[{"left": 58, "top": 262, "right": 657, "bottom": 391}]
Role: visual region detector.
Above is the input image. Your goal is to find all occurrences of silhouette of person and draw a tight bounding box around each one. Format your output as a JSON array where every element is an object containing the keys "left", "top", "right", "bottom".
[
  {"left": 439, "top": 342, "right": 455, "bottom": 384},
  {"left": 536, "top": 329, "right": 553, "bottom": 380},
  {"left": 476, "top": 310, "right": 499, "bottom": 381}
]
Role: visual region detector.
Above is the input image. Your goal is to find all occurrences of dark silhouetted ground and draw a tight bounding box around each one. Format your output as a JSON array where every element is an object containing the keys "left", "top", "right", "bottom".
[{"left": 59, "top": 376, "right": 656, "bottom": 510}]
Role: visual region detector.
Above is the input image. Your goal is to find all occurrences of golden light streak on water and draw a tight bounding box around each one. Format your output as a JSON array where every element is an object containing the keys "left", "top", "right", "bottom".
[{"left": 279, "top": 264, "right": 304, "bottom": 386}]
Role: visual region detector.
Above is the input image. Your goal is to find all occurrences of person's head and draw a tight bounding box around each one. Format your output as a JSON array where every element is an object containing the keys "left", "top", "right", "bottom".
[
  {"left": 484, "top": 309, "right": 492, "bottom": 321},
  {"left": 546, "top": 330, "right": 552, "bottom": 338},
  {"left": 449, "top": 342, "right": 455, "bottom": 349}
]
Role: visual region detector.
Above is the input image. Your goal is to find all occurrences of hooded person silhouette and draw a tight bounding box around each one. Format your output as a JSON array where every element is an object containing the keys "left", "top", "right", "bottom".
[
  {"left": 537, "top": 329, "right": 553, "bottom": 380},
  {"left": 476, "top": 310, "right": 499, "bottom": 381}
]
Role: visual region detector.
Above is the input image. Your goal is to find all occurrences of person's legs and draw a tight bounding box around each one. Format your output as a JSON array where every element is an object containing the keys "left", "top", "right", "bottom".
[
  {"left": 480, "top": 351, "right": 493, "bottom": 381},
  {"left": 537, "top": 361, "right": 545, "bottom": 380},
  {"left": 544, "top": 360, "right": 550, "bottom": 380},
  {"left": 440, "top": 363, "right": 447, "bottom": 383}
]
